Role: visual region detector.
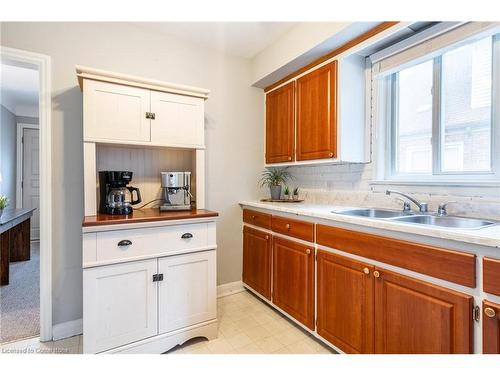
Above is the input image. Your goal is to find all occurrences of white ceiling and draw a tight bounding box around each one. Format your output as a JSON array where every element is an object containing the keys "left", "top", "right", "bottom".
[
  {"left": 132, "top": 22, "right": 298, "bottom": 59},
  {"left": 0, "top": 63, "right": 39, "bottom": 117}
]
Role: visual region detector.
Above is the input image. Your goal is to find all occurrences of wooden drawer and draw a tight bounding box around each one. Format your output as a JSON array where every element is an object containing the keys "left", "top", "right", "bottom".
[
  {"left": 92, "top": 223, "right": 214, "bottom": 264},
  {"left": 316, "top": 225, "right": 476, "bottom": 288},
  {"left": 483, "top": 257, "right": 500, "bottom": 296},
  {"left": 243, "top": 209, "right": 272, "bottom": 229},
  {"left": 271, "top": 215, "right": 314, "bottom": 242}
]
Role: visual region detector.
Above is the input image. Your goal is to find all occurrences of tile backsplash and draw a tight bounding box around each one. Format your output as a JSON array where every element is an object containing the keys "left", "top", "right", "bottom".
[{"left": 287, "top": 164, "right": 500, "bottom": 221}]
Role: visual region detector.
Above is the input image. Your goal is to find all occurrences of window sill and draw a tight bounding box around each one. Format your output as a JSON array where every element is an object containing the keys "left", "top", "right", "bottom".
[{"left": 370, "top": 180, "right": 500, "bottom": 188}]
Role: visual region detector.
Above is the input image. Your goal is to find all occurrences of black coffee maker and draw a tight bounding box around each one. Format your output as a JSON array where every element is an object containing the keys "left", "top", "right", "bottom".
[{"left": 99, "top": 171, "right": 142, "bottom": 215}]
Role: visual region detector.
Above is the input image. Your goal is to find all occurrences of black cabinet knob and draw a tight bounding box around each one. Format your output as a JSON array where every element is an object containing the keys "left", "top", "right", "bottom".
[{"left": 181, "top": 233, "right": 193, "bottom": 239}]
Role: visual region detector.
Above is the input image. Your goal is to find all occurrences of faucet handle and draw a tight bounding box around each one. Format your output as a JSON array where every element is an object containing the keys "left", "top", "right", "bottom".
[
  {"left": 394, "top": 197, "right": 412, "bottom": 212},
  {"left": 437, "top": 201, "right": 458, "bottom": 216}
]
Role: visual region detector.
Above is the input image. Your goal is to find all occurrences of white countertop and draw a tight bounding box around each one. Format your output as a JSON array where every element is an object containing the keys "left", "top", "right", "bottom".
[{"left": 239, "top": 201, "right": 500, "bottom": 249}]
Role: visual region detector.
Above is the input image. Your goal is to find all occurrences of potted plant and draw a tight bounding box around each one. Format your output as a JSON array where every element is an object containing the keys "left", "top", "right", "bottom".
[
  {"left": 283, "top": 186, "right": 290, "bottom": 200},
  {"left": 0, "top": 195, "right": 8, "bottom": 218},
  {"left": 259, "top": 168, "right": 292, "bottom": 200},
  {"left": 293, "top": 187, "right": 299, "bottom": 201}
]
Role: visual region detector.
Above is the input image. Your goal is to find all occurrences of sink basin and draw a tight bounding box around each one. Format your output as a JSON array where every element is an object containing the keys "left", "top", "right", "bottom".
[
  {"left": 332, "top": 208, "right": 413, "bottom": 219},
  {"left": 390, "top": 215, "right": 497, "bottom": 230}
]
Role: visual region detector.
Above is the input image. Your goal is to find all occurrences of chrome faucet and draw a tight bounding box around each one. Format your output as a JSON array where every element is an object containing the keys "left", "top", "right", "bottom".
[{"left": 386, "top": 190, "right": 429, "bottom": 213}]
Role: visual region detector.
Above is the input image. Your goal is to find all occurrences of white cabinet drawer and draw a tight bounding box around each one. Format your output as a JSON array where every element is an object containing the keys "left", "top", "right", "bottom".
[{"left": 95, "top": 223, "right": 212, "bottom": 264}]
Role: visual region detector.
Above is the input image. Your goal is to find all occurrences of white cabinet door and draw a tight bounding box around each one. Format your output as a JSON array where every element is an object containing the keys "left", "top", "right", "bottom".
[
  {"left": 158, "top": 250, "right": 216, "bottom": 334},
  {"left": 150, "top": 91, "right": 204, "bottom": 147},
  {"left": 83, "top": 259, "right": 158, "bottom": 353},
  {"left": 84, "top": 79, "right": 151, "bottom": 143}
]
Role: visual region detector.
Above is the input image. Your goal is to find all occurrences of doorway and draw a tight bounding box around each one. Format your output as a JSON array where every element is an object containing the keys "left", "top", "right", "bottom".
[{"left": 0, "top": 46, "right": 52, "bottom": 343}]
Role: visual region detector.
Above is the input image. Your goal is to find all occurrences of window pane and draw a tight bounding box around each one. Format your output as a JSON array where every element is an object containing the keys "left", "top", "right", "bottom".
[
  {"left": 441, "top": 37, "right": 492, "bottom": 172},
  {"left": 395, "top": 60, "right": 433, "bottom": 174}
]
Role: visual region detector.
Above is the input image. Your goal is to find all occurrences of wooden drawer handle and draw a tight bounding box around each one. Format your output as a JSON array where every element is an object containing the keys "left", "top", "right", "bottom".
[
  {"left": 285, "top": 223, "right": 291, "bottom": 230},
  {"left": 373, "top": 270, "right": 380, "bottom": 278},
  {"left": 265, "top": 235, "right": 270, "bottom": 240},
  {"left": 363, "top": 267, "right": 370, "bottom": 275},
  {"left": 305, "top": 248, "right": 311, "bottom": 255},
  {"left": 181, "top": 233, "right": 193, "bottom": 239},
  {"left": 117, "top": 240, "right": 132, "bottom": 247},
  {"left": 485, "top": 307, "right": 496, "bottom": 318},
  {"left": 252, "top": 215, "right": 257, "bottom": 220}
]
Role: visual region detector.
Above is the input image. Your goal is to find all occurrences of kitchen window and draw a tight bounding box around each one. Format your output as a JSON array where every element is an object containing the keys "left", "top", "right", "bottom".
[{"left": 374, "top": 25, "right": 500, "bottom": 184}]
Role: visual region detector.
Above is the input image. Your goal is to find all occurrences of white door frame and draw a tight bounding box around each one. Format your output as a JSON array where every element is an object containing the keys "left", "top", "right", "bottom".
[
  {"left": 15, "top": 123, "right": 39, "bottom": 209},
  {"left": 1, "top": 46, "right": 53, "bottom": 342}
]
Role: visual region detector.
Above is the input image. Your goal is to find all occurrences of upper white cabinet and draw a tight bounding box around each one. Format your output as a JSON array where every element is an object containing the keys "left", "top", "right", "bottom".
[
  {"left": 77, "top": 65, "right": 209, "bottom": 149},
  {"left": 84, "top": 80, "right": 151, "bottom": 143},
  {"left": 151, "top": 91, "right": 205, "bottom": 148}
]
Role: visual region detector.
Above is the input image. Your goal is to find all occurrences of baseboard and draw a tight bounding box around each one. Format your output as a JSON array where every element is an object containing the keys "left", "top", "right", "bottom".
[
  {"left": 52, "top": 318, "right": 83, "bottom": 341},
  {"left": 217, "top": 280, "right": 244, "bottom": 298}
]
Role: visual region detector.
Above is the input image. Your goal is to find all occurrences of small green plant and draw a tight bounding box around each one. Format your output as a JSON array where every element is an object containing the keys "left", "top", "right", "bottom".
[
  {"left": 0, "top": 195, "right": 9, "bottom": 209},
  {"left": 283, "top": 186, "right": 290, "bottom": 195},
  {"left": 259, "top": 168, "right": 293, "bottom": 188},
  {"left": 293, "top": 187, "right": 299, "bottom": 195}
]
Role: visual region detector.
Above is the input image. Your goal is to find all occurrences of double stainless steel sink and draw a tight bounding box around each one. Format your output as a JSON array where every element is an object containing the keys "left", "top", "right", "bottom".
[{"left": 332, "top": 208, "right": 497, "bottom": 230}]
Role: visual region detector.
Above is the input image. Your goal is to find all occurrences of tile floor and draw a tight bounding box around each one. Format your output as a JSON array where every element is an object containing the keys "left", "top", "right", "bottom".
[{"left": 0, "top": 290, "right": 335, "bottom": 355}]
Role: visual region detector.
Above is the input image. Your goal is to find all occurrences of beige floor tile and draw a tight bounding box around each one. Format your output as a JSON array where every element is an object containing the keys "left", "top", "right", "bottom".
[
  {"left": 183, "top": 346, "right": 211, "bottom": 354},
  {"left": 274, "top": 330, "right": 306, "bottom": 346},
  {"left": 242, "top": 325, "right": 271, "bottom": 341},
  {"left": 205, "top": 337, "right": 234, "bottom": 354},
  {"left": 286, "top": 338, "right": 318, "bottom": 354},
  {"left": 255, "top": 336, "right": 284, "bottom": 353},
  {"left": 236, "top": 342, "right": 264, "bottom": 354},
  {"left": 272, "top": 346, "right": 293, "bottom": 354},
  {"left": 225, "top": 332, "right": 254, "bottom": 349}
]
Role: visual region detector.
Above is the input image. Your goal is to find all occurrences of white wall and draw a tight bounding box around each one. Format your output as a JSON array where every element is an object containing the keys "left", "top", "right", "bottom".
[
  {"left": 0, "top": 104, "right": 17, "bottom": 204},
  {"left": 0, "top": 22, "right": 264, "bottom": 326}
]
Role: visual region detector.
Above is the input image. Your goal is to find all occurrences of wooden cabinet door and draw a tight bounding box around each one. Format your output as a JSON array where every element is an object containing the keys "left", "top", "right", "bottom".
[
  {"left": 296, "top": 61, "right": 337, "bottom": 161},
  {"left": 483, "top": 300, "right": 500, "bottom": 354},
  {"left": 317, "top": 250, "right": 374, "bottom": 353},
  {"left": 374, "top": 268, "right": 473, "bottom": 354},
  {"left": 265, "top": 81, "right": 295, "bottom": 163},
  {"left": 272, "top": 236, "right": 314, "bottom": 329},
  {"left": 84, "top": 79, "right": 151, "bottom": 142},
  {"left": 242, "top": 226, "right": 272, "bottom": 300},
  {"left": 150, "top": 91, "right": 205, "bottom": 148},
  {"left": 158, "top": 250, "right": 216, "bottom": 334},
  {"left": 83, "top": 259, "right": 158, "bottom": 353}
]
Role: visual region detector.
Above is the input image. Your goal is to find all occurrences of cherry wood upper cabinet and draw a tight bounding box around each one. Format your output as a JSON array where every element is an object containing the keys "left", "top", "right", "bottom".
[
  {"left": 317, "top": 251, "right": 374, "bottom": 354},
  {"left": 265, "top": 81, "right": 295, "bottom": 163},
  {"left": 242, "top": 226, "right": 272, "bottom": 300},
  {"left": 272, "top": 236, "right": 314, "bottom": 329},
  {"left": 374, "top": 268, "right": 473, "bottom": 354},
  {"left": 296, "top": 61, "right": 337, "bottom": 161},
  {"left": 483, "top": 300, "right": 500, "bottom": 354}
]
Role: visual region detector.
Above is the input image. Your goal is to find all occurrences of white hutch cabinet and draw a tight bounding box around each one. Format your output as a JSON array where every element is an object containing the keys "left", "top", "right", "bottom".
[{"left": 77, "top": 66, "right": 217, "bottom": 354}]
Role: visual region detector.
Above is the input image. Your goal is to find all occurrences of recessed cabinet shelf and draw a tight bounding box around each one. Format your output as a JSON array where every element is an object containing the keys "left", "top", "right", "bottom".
[{"left": 264, "top": 54, "right": 369, "bottom": 166}]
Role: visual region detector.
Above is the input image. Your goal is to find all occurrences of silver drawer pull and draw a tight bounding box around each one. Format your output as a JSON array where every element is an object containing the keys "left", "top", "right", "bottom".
[
  {"left": 118, "top": 240, "right": 132, "bottom": 247},
  {"left": 181, "top": 233, "right": 193, "bottom": 239}
]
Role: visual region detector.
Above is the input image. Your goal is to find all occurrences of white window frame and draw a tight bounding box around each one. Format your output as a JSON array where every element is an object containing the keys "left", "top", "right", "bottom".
[{"left": 377, "top": 33, "right": 500, "bottom": 186}]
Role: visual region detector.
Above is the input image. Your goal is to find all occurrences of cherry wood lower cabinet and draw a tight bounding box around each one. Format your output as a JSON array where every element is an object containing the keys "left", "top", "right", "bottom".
[
  {"left": 374, "top": 268, "right": 473, "bottom": 354},
  {"left": 242, "top": 226, "right": 272, "bottom": 300},
  {"left": 483, "top": 300, "right": 500, "bottom": 354},
  {"left": 272, "top": 237, "right": 315, "bottom": 329},
  {"left": 317, "top": 251, "right": 374, "bottom": 353}
]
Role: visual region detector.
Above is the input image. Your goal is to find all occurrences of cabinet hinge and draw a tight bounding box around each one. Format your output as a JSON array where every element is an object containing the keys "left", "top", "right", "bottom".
[
  {"left": 145, "top": 112, "right": 156, "bottom": 120},
  {"left": 473, "top": 305, "right": 481, "bottom": 322},
  {"left": 152, "top": 273, "right": 164, "bottom": 282}
]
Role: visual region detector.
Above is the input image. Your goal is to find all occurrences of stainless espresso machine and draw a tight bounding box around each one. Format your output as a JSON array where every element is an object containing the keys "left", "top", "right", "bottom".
[{"left": 159, "top": 171, "right": 192, "bottom": 211}]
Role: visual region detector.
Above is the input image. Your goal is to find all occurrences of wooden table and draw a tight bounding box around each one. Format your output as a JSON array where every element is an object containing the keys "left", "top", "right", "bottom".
[{"left": 0, "top": 208, "right": 35, "bottom": 286}]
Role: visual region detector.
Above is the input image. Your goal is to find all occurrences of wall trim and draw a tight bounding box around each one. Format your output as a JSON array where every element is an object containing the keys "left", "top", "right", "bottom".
[
  {"left": 52, "top": 319, "right": 83, "bottom": 341},
  {"left": 1, "top": 46, "right": 53, "bottom": 342},
  {"left": 217, "top": 280, "right": 244, "bottom": 298}
]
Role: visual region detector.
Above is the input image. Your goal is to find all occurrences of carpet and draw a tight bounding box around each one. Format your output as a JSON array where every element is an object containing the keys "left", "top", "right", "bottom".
[{"left": 0, "top": 242, "right": 40, "bottom": 343}]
